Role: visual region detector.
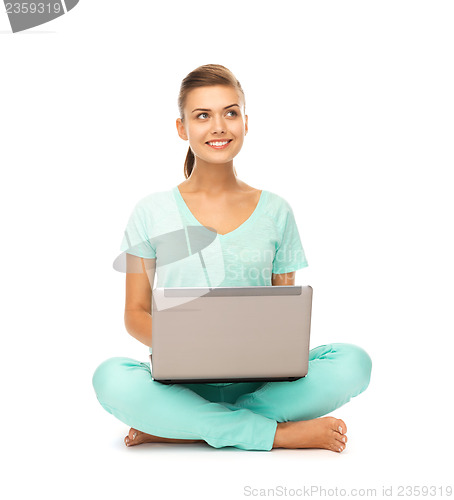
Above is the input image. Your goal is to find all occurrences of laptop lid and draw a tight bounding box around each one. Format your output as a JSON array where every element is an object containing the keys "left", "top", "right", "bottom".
[{"left": 151, "top": 285, "right": 313, "bottom": 384}]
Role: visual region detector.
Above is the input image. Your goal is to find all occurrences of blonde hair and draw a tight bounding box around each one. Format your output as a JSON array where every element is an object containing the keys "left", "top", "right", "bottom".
[{"left": 177, "top": 64, "right": 246, "bottom": 179}]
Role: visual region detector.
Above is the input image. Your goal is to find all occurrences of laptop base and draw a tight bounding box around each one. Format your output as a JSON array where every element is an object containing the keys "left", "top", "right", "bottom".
[
  {"left": 149, "top": 354, "right": 306, "bottom": 384},
  {"left": 153, "top": 376, "right": 305, "bottom": 384}
]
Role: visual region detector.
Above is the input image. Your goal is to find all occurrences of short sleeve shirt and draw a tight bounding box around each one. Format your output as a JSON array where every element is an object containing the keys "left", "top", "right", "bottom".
[{"left": 120, "top": 186, "right": 309, "bottom": 379}]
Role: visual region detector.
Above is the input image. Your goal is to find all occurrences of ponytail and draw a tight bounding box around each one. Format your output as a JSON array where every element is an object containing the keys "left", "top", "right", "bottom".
[{"left": 184, "top": 147, "right": 195, "bottom": 179}]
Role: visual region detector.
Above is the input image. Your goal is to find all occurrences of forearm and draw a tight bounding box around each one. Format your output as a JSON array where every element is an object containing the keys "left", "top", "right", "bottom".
[{"left": 124, "top": 309, "right": 152, "bottom": 347}]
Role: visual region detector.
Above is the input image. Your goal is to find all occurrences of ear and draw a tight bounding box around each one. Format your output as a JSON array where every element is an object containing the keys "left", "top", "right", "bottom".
[
  {"left": 176, "top": 118, "right": 189, "bottom": 141},
  {"left": 244, "top": 114, "right": 248, "bottom": 136}
]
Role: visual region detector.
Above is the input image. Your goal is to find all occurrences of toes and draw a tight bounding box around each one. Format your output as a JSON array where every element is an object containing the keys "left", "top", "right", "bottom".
[
  {"left": 329, "top": 441, "right": 344, "bottom": 453},
  {"left": 125, "top": 428, "right": 139, "bottom": 447},
  {"left": 338, "top": 419, "right": 347, "bottom": 435},
  {"left": 331, "top": 440, "right": 346, "bottom": 453},
  {"left": 329, "top": 428, "right": 347, "bottom": 452},
  {"left": 332, "top": 418, "right": 347, "bottom": 436},
  {"left": 334, "top": 433, "right": 348, "bottom": 445},
  {"left": 328, "top": 417, "right": 348, "bottom": 452}
]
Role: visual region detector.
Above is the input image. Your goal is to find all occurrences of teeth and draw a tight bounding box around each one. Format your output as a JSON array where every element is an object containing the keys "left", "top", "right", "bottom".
[{"left": 208, "top": 141, "right": 229, "bottom": 146}]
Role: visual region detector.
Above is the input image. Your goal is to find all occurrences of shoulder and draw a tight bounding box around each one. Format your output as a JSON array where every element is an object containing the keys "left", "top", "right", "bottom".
[
  {"left": 262, "top": 189, "right": 294, "bottom": 213},
  {"left": 259, "top": 190, "right": 298, "bottom": 236},
  {"left": 124, "top": 189, "right": 176, "bottom": 228},
  {"left": 135, "top": 188, "right": 174, "bottom": 205},
  {"left": 132, "top": 188, "right": 175, "bottom": 211}
]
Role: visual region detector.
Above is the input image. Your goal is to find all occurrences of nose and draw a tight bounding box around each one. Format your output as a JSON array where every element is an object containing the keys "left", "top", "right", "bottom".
[{"left": 211, "top": 114, "right": 226, "bottom": 134}]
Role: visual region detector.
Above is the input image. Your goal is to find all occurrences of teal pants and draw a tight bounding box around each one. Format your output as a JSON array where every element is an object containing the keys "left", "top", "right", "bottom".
[{"left": 92, "top": 343, "right": 372, "bottom": 451}]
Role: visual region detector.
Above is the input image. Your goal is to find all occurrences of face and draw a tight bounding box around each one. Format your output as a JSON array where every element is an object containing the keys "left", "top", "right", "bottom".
[{"left": 176, "top": 85, "right": 248, "bottom": 165}]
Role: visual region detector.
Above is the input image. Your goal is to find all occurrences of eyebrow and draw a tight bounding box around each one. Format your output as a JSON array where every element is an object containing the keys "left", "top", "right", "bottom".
[{"left": 191, "top": 103, "right": 240, "bottom": 114}]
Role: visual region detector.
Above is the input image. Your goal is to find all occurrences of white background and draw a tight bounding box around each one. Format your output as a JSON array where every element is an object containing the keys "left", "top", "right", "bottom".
[{"left": 1, "top": 1, "right": 453, "bottom": 499}]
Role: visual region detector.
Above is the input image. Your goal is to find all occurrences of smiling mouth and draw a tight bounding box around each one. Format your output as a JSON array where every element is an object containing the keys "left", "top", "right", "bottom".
[{"left": 206, "top": 139, "right": 232, "bottom": 149}]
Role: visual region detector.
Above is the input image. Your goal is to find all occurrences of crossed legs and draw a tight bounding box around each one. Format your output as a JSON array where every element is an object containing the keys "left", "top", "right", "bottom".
[{"left": 92, "top": 343, "right": 372, "bottom": 451}]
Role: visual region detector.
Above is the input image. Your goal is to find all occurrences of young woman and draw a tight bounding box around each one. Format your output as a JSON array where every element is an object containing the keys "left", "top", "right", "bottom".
[{"left": 92, "top": 64, "right": 372, "bottom": 452}]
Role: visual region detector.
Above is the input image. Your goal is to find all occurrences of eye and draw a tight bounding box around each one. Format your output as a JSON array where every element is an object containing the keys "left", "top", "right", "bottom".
[
  {"left": 197, "top": 112, "right": 209, "bottom": 119},
  {"left": 227, "top": 110, "right": 238, "bottom": 117}
]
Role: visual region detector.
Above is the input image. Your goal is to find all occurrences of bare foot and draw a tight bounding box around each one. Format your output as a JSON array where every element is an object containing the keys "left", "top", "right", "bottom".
[
  {"left": 124, "top": 428, "right": 205, "bottom": 447},
  {"left": 272, "top": 416, "right": 348, "bottom": 453}
]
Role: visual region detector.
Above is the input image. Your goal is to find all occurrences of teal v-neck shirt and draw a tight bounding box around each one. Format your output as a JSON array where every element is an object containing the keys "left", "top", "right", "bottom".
[{"left": 120, "top": 186, "right": 309, "bottom": 383}]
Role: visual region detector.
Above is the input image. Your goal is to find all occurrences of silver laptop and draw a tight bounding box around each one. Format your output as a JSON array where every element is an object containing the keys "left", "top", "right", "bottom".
[{"left": 151, "top": 285, "right": 313, "bottom": 384}]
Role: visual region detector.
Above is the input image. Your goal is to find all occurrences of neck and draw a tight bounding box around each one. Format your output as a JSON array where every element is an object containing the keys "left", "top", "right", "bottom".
[{"left": 185, "top": 159, "right": 239, "bottom": 195}]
